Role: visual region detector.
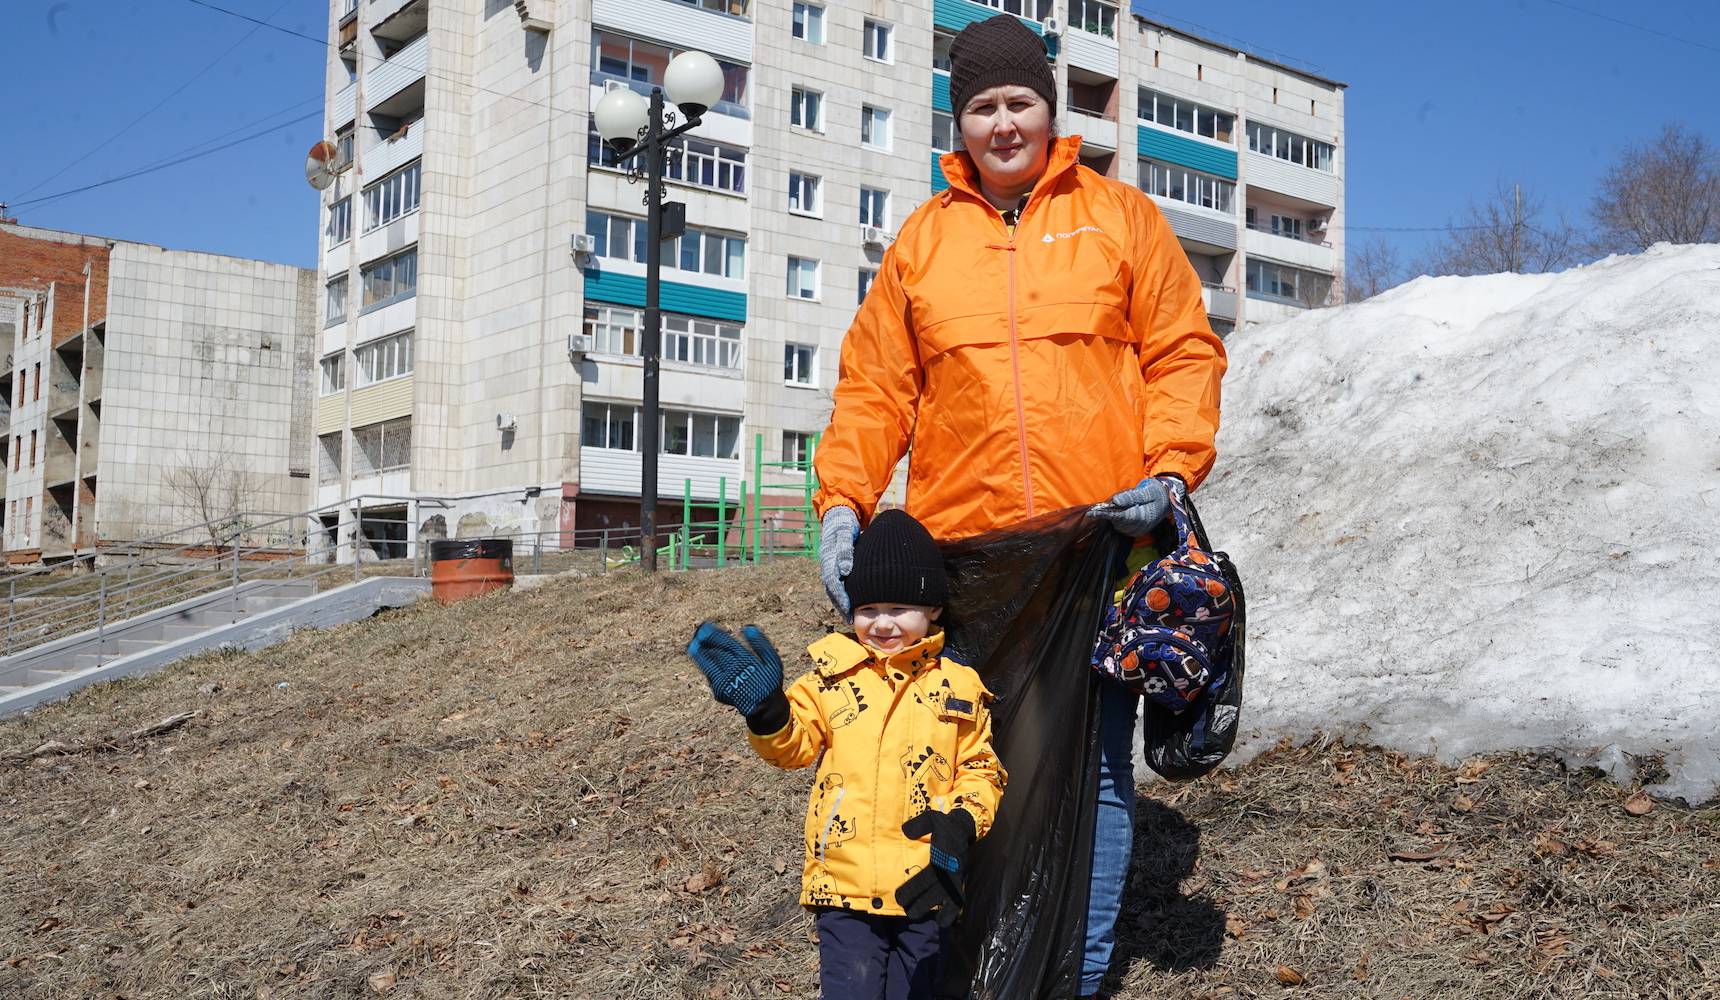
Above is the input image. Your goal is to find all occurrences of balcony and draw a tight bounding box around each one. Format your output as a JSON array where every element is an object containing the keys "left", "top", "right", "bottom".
[
  {"left": 333, "top": 78, "right": 357, "bottom": 128},
  {"left": 366, "top": 117, "right": 423, "bottom": 179},
  {"left": 1066, "top": 108, "right": 1117, "bottom": 153},
  {"left": 591, "top": 0, "right": 753, "bottom": 63},
  {"left": 1062, "top": 0, "right": 1119, "bottom": 77},
  {"left": 1201, "top": 284, "right": 1238, "bottom": 321},
  {"left": 1244, "top": 224, "right": 1335, "bottom": 273},
  {"left": 367, "top": 31, "right": 427, "bottom": 111},
  {"left": 1245, "top": 151, "right": 1339, "bottom": 211},
  {"left": 1152, "top": 200, "right": 1238, "bottom": 253}
]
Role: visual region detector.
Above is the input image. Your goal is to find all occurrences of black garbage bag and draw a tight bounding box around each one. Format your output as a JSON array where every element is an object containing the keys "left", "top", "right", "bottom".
[{"left": 934, "top": 508, "right": 1129, "bottom": 1000}]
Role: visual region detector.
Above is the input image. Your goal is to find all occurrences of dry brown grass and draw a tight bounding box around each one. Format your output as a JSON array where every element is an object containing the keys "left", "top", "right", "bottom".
[{"left": 1, "top": 560, "right": 1715, "bottom": 999}]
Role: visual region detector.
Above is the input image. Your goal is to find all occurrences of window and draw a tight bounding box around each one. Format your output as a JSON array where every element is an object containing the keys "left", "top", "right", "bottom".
[
  {"left": 667, "top": 137, "right": 747, "bottom": 194},
  {"left": 1138, "top": 88, "right": 1235, "bottom": 144},
  {"left": 352, "top": 422, "right": 381, "bottom": 478},
  {"left": 30, "top": 430, "right": 37, "bottom": 467},
  {"left": 670, "top": 227, "right": 746, "bottom": 279},
  {"left": 583, "top": 401, "right": 637, "bottom": 451},
  {"left": 583, "top": 304, "right": 640, "bottom": 356},
  {"left": 24, "top": 498, "right": 31, "bottom": 527},
  {"left": 362, "top": 160, "right": 421, "bottom": 232},
  {"left": 786, "top": 257, "right": 819, "bottom": 300},
  {"left": 858, "top": 268, "right": 877, "bottom": 305},
  {"left": 932, "top": 32, "right": 954, "bottom": 72},
  {"left": 1069, "top": 0, "right": 1117, "bottom": 37},
  {"left": 1137, "top": 159, "right": 1236, "bottom": 214},
  {"left": 664, "top": 315, "right": 743, "bottom": 369},
  {"left": 327, "top": 198, "right": 351, "bottom": 246},
  {"left": 354, "top": 330, "right": 413, "bottom": 386},
  {"left": 586, "top": 210, "right": 746, "bottom": 279},
  {"left": 783, "top": 430, "right": 816, "bottom": 465},
  {"left": 318, "top": 432, "right": 342, "bottom": 483},
  {"left": 1246, "top": 122, "right": 1335, "bottom": 172},
  {"left": 674, "top": 0, "right": 750, "bottom": 15},
  {"left": 326, "top": 275, "right": 348, "bottom": 325},
  {"left": 1246, "top": 259, "right": 1331, "bottom": 305},
  {"left": 860, "top": 105, "right": 891, "bottom": 149},
  {"left": 320, "top": 353, "right": 345, "bottom": 395},
  {"left": 792, "top": 2, "right": 823, "bottom": 42},
  {"left": 784, "top": 342, "right": 817, "bottom": 385},
  {"left": 10, "top": 436, "right": 17, "bottom": 472},
  {"left": 788, "top": 172, "right": 822, "bottom": 216},
  {"left": 32, "top": 364, "right": 39, "bottom": 402},
  {"left": 334, "top": 126, "right": 354, "bottom": 170},
  {"left": 932, "top": 112, "right": 956, "bottom": 153},
  {"left": 859, "top": 187, "right": 888, "bottom": 229},
  {"left": 970, "top": 0, "right": 1051, "bottom": 17},
  {"left": 863, "top": 19, "right": 892, "bottom": 61},
  {"left": 660, "top": 410, "right": 741, "bottom": 459},
  {"left": 791, "top": 86, "right": 823, "bottom": 131},
  {"left": 380, "top": 417, "right": 411, "bottom": 472},
  {"left": 361, "top": 247, "right": 417, "bottom": 307},
  {"left": 591, "top": 33, "right": 750, "bottom": 118},
  {"left": 1248, "top": 212, "right": 1308, "bottom": 242}
]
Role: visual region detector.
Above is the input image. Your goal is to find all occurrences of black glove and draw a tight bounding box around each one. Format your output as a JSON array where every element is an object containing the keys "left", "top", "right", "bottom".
[{"left": 894, "top": 808, "right": 977, "bottom": 927}]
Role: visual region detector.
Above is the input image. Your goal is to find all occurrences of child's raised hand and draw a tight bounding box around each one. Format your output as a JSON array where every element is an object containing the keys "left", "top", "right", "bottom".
[
  {"left": 685, "top": 622, "right": 785, "bottom": 717},
  {"left": 894, "top": 808, "right": 977, "bottom": 927}
]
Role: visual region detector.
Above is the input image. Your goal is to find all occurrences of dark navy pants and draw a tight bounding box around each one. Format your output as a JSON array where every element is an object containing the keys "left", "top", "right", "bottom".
[{"left": 815, "top": 908, "right": 945, "bottom": 999}]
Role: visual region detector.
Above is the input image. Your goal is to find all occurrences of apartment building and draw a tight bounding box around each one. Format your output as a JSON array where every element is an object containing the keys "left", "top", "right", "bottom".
[
  {"left": 313, "top": 0, "right": 1343, "bottom": 542},
  {"left": 0, "top": 223, "right": 318, "bottom": 565}
]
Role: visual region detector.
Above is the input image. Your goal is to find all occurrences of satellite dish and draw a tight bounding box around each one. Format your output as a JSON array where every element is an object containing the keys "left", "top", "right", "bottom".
[{"left": 305, "top": 140, "right": 341, "bottom": 191}]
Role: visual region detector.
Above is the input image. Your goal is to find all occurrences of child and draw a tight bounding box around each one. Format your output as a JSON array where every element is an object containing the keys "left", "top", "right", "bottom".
[{"left": 686, "top": 509, "right": 1006, "bottom": 999}]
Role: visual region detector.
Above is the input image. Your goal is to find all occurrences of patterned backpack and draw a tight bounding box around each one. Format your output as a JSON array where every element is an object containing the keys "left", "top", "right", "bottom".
[{"left": 1092, "top": 491, "right": 1247, "bottom": 780}]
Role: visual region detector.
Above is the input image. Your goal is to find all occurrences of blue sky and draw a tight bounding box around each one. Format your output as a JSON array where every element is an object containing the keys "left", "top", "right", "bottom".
[{"left": 2, "top": 0, "right": 1716, "bottom": 271}]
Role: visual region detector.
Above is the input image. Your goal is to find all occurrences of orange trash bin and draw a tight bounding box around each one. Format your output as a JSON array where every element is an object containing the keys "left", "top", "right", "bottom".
[{"left": 429, "top": 539, "right": 514, "bottom": 604}]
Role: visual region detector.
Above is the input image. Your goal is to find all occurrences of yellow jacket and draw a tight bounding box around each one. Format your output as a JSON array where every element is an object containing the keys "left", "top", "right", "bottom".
[{"left": 749, "top": 629, "right": 1006, "bottom": 915}]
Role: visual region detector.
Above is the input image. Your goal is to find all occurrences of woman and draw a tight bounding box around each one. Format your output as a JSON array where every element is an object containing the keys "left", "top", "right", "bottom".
[{"left": 811, "top": 15, "right": 1226, "bottom": 998}]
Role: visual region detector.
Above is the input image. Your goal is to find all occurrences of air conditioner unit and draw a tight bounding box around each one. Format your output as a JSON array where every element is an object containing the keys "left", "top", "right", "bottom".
[
  {"left": 1309, "top": 217, "right": 1330, "bottom": 231},
  {"left": 604, "top": 79, "right": 629, "bottom": 94},
  {"left": 568, "top": 333, "right": 594, "bottom": 358},
  {"left": 497, "top": 412, "right": 518, "bottom": 432},
  {"left": 1040, "top": 14, "right": 1063, "bottom": 37},
  {"left": 861, "top": 225, "right": 886, "bottom": 248},
  {"left": 571, "top": 232, "right": 597, "bottom": 255}
]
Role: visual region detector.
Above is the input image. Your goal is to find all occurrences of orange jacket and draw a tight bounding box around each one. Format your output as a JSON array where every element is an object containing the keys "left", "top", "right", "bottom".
[
  {"left": 814, "top": 136, "right": 1227, "bottom": 539},
  {"left": 750, "top": 629, "right": 1005, "bottom": 915}
]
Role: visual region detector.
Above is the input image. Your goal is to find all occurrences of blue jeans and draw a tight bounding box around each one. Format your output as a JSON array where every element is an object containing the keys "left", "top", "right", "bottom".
[{"left": 1082, "top": 677, "right": 1140, "bottom": 995}]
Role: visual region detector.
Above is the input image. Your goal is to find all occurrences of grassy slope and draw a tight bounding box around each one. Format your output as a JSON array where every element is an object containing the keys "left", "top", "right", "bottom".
[{"left": 2, "top": 561, "right": 1715, "bottom": 999}]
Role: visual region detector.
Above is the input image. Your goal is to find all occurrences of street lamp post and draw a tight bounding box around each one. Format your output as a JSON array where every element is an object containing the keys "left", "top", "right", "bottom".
[{"left": 594, "top": 52, "right": 726, "bottom": 573}]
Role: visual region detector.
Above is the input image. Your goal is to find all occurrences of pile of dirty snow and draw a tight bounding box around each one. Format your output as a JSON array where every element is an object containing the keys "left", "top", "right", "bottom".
[{"left": 1199, "top": 243, "right": 1720, "bottom": 802}]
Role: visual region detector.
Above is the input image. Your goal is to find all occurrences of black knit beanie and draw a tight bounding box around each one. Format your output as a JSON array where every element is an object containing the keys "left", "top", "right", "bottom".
[
  {"left": 948, "top": 15, "right": 1057, "bottom": 120},
  {"left": 845, "top": 509, "right": 950, "bottom": 611}
]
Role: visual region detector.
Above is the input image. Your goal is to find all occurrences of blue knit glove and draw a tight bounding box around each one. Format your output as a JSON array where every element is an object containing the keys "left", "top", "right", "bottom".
[
  {"left": 1088, "top": 475, "right": 1186, "bottom": 537},
  {"left": 819, "top": 506, "right": 860, "bottom": 619},
  {"left": 686, "top": 622, "right": 784, "bottom": 719}
]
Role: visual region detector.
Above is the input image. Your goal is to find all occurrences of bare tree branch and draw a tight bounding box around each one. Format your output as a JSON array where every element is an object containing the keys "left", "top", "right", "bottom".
[
  {"left": 1591, "top": 124, "right": 1720, "bottom": 253},
  {"left": 1418, "top": 182, "right": 1584, "bottom": 276},
  {"left": 161, "top": 451, "right": 263, "bottom": 548},
  {"left": 1345, "top": 238, "right": 1404, "bottom": 301}
]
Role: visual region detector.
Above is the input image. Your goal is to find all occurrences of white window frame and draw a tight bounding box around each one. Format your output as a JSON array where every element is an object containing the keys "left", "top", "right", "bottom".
[
  {"left": 931, "top": 111, "right": 956, "bottom": 153},
  {"left": 859, "top": 187, "right": 889, "bottom": 229},
  {"left": 353, "top": 330, "right": 413, "bottom": 387},
  {"left": 317, "top": 432, "right": 343, "bottom": 483},
  {"left": 663, "top": 314, "right": 743, "bottom": 370},
  {"left": 660, "top": 409, "right": 742, "bottom": 459},
  {"left": 582, "top": 401, "right": 639, "bottom": 451},
  {"left": 362, "top": 160, "right": 421, "bottom": 233},
  {"left": 784, "top": 342, "right": 817, "bottom": 386},
  {"left": 791, "top": 2, "right": 824, "bottom": 43},
  {"left": 862, "top": 19, "right": 893, "bottom": 62},
  {"left": 788, "top": 171, "right": 822, "bottom": 217},
  {"left": 327, "top": 197, "right": 351, "bottom": 247},
  {"left": 786, "top": 256, "right": 820, "bottom": 301},
  {"left": 971, "top": 0, "right": 1051, "bottom": 17},
  {"left": 782, "top": 430, "right": 816, "bottom": 465},
  {"left": 1246, "top": 121, "right": 1335, "bottom": 172},
  {"left": 790, "top": 86, "right": 823, "bottom": 132},
  {"left": 669, "top": 226, "right": 747, "bottom": 280},
  {"left": 360, "top": 246, "right": 417, "bottom": 308},
  {"left": 1068, "top": 0, "right": 1117, "bottom": 38},
  {"left": 1137, "top": 159, "right": 1236, "bottom": 215},
  {"left": 319, "top": 353, "right": 345, "bottom": 396},
  {"left": 857, "top": 267, "right": 877, "bottom": 305},
  {"left": 860, "top": 105, "right": 892, "bottom": 150},
  {"left": 666, "top": 137, "right": 747, "bottom": 195},
  {"left": 325, "top": 274, "right": 349, "bottom": 326},
  {"left": 583, "top": 304, "right": 641, "bottom": 357},
  {"left": 1138, "top": 88, "right": 1236, "bottom": 145}
]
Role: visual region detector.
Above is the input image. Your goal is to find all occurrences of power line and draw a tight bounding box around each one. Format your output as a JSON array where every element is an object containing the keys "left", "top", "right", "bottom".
[
  {"left": 1533, "top": 0, "right": 1720, "bottom": 56},
  {"left": 9, "top": 109, "right": 322, "bottom": 211},
  {"left": 7, "top": 0, "right": 296, "bottom": 203}
]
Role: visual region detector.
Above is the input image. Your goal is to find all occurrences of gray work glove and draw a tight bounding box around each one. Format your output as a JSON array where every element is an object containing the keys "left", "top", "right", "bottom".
[
  {"left": 819, "top": 506, "right": 860, "bottom": 619},
  {"left": 1088, "top": 475, "right": 1186, "bottom": 537}
]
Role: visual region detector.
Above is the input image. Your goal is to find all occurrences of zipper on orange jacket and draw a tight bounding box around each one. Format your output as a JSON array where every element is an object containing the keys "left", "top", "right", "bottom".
[{"left": 1004, "top": 238, "right": 1035, "bottom": 518}]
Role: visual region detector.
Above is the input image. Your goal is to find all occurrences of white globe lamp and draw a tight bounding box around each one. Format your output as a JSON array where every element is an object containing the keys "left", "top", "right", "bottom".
[
  {"left": 594, "top": 87, "right": 649, "bottom": 153},
  {"left": 664, "top": 51, "right": 726, "bottom": 120}
]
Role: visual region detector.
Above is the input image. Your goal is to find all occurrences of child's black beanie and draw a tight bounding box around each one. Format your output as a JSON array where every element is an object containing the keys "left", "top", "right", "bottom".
[{"left": 845, "top": 509, "right": 949, "bottom": 610}]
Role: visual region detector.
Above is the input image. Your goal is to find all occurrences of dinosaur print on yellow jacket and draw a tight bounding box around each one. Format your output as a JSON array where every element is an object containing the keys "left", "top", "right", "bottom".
[{"left": 748, "top": 629, "right": 1006, "bottom": 916}]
